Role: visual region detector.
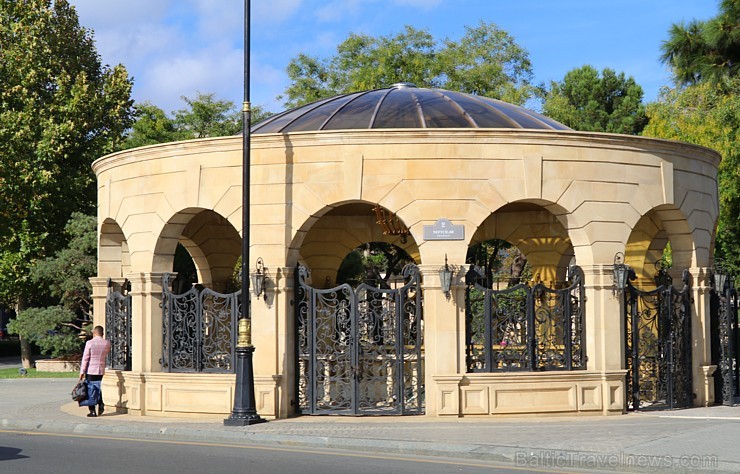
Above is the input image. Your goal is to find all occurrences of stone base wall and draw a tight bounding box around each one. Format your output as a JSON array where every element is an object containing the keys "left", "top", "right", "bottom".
[
  {"left": 432, "top": 371, "right": 626, "bottom": 417},
  {"left": 101, "top": 371, "right": 281, "bottom": 418},
  {"left": 35, "top": 359, "right": 80, "bottom": 372}
]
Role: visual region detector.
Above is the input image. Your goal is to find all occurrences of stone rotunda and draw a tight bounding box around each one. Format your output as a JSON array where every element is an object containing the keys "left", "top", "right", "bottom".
[{"left": 92, "top": 84, "right": 720, "bottom": 419}]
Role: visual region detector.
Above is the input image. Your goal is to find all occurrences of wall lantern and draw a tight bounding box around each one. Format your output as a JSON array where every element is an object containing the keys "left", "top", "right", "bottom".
[
  {"left": 613, "top": 252, "right": 631, "bottom": 292},
  {"left": 713, "top": 262, "right": 733, "bottom": 293},
  {"left": 439, "top": 254, "right": 453, "bottom": 298},
  {"left": 252, "top": 258, "right": 266, "bottom": 300},
  {"left": 653, "top": 257, "right": 673, "bottom": 288}
]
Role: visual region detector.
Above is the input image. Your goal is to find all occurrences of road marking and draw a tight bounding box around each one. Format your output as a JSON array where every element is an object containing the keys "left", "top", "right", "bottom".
[{"left": 0, "top": 428, "right": 583, "bottom": 473}]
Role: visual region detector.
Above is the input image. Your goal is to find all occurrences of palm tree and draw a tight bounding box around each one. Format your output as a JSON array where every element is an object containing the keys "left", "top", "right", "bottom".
[{"left": 660, "top": 0, "right": 739, "bottom": 86}]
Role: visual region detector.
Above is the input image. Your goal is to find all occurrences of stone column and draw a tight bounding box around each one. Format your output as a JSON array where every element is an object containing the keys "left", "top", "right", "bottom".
[
  {"left": 89, "top": 277, "right": 111, "bottom": 330},
  {"left": 420, "top": 263, "right": 462, "bottom": 416},
  {"left": 128, "top": 272, "right": 168, "bottom": 373},
  {"left": 580, "top": 264, "right": 626, "bottom": 414},
  {"left": 690, "top": 267, "right": 714, "bottom": 407},
  {"left": 248, "top": 264, "right": 285, "bottom": 419}
]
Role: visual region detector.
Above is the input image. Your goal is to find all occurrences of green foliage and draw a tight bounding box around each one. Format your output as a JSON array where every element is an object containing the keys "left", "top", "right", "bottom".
[
  {"left": 336, "top": 243, "right": 415, "bottom": 288},
  {"left": 0, "top": 0, "right": 134, "bottom": 306},
  {"left": 7, "top": 306, "right": 84, "bottom": 358},
  {"left": 122, "top": 102, "right": 181, "bottom": 149},
  {"left": 466, "top": 239, "right": 531, "bottom": 288},
  {"left": 642, "top": 79, "right": 740, "bottom": 272},
  {"left": 0, "top": 367, "right": 79, "bottom": 378},
  {"left": 542, "top": 65, "right": 648, "bottom": 134},
  {"left": 174, "top": 92, "right": 241, "bottom": 138},
  {"left": 30, "top": 212, "right": 96, "bottom": 316},
  {"left": 124, "top": 93, "right": 274, "bottom": 148},
  {"left": 282, "top": 22, "right": 535, "bottom": 108},
  {"left": 660, "top": 0, "right": 739, "bottom": 86},
  {"left": 6, "top": 212, "right": 96, "bottom": 357}
]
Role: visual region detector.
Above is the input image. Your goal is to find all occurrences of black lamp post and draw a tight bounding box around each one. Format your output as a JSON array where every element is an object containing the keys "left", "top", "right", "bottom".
[{"left": 224, "top": 0, "right": 265, "bottom": 427}]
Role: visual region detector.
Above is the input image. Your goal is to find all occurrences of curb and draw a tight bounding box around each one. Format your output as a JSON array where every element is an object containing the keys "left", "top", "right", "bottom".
[{"left": 1, "top": 417, "right": 733, "bottom": 473}]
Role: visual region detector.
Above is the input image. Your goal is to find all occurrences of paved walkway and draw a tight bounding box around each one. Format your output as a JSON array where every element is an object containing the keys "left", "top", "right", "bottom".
[{"left": 2, "top": 378, "right": 740, "bottom": 472}]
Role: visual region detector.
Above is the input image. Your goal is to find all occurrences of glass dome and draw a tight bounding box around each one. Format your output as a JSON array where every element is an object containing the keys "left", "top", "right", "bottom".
[{"left": 252, "top": 83, "right": 570, "bottom": 134}]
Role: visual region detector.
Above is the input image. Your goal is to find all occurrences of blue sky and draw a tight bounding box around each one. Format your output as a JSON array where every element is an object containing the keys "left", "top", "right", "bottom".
[{"left": 67, "top": 0, "right": 720, "bottom": 115}]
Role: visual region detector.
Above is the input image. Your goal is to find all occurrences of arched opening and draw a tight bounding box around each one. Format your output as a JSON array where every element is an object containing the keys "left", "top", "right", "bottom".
[
  {"left": 470, "top": 202, "right": 575, "bottom": 288},
  {"left": 465, "top": 202, "right": 584, "bottom": 373},
  {"left": 153, "top": 208, "right": 241, "bottom": 292},
  {"left": 99, "top": 218, "right": 130, "bottom": 278},
  {"left": 336, "top": 242, "right": 415, "bottom": 288},
  {"left": 293, "top": 202, "right": 420, "bottom": 285},
  {"left": 293, "top": 202, "right": 423, "bottom": 415}
]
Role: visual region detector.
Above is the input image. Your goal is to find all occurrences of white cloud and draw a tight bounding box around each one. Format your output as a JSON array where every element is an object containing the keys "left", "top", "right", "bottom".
[
  {"left": 253, "top": 0, "right": 304, "bottom": 23},
  {"left": 315, "top": 0, "right": 363, "bottom": 22},
  {"left": 142, "top": 44, "right": 244, "bottom": 113}
]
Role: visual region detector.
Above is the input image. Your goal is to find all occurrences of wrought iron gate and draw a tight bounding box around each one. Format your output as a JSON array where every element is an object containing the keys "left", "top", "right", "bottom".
[
  {"left": 712, "top": 282, "right": 739, "bottom": 406},
  {"left": 465, "top": 266, "right": 586, "bottom": 372},
  {"left": 295, "top": 264, "right": 424, "bottom": 415},
  {"left": 105, "top": 279, "right": 132, "bottom": 371},
  {"left": 624, "top": 272, "right": 692, "bottom": 410},
  {"left": 161, "top": 274, "right": 238, "bottom": 373}
]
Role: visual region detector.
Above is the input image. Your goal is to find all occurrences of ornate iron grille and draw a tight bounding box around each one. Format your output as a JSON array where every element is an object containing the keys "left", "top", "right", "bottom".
[
  {"left": 625, "top": 272, "right": 692, "bottom": 410},
  {"left": 295, "top": 264, "right": 423, "bottom": 416},
  {"left": 465, "top": 266, "right": 585, "bottom": 372},
  {"left": 105, "top": 279, "right": 132, "bottom": 371},
  {"left": 714, "top": 285, "right": 739, "bottom": 406},
  {"left": 162, "top": 274, "right": 238, "bottom": 373}
]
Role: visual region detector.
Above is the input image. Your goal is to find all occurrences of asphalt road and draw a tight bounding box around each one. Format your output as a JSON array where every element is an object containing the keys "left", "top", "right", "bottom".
[{"left": 0, "top": 430, "right": 576, "bottom": 474}]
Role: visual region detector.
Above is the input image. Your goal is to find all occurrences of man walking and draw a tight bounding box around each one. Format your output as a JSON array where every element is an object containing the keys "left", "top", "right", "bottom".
[{"left": 79, "top": 325, "right": 111, "bottom": 417}]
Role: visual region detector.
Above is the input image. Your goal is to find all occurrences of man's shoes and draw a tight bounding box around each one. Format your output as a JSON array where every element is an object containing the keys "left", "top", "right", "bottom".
[
  {"left": 87, "top": 412, "right": 97, "bottom": 417},
  {"left": 98, "top": 405, "right": 105, "bottom": 416}
]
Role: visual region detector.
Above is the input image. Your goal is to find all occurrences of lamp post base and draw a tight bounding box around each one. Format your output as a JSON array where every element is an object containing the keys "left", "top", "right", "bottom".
[
  {"left": 223, "top": 414, "right": 266, "bottom": 426},
  {"left": 223, "top": 344, "right": 267, "bottom": 426}
]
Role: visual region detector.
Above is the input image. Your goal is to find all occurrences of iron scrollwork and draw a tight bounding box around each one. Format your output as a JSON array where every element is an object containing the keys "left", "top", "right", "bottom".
[
  {"left": 624, "top": 273, "right": 692, "bottom": 410},
  {"left": 105, "top": 279, "right": 132, "bottom": 371},
  {"left": 465, "top": 265, "right": 586, "bottom": 372},
  {"left": 162, "top": 274, "right": 238, "bottom": 373},
  {"left": 714, "top": 270, "right": 739, "bottom": 406},
  {"left": 295, "top": 264, "right": 424, "bottom": 416}
]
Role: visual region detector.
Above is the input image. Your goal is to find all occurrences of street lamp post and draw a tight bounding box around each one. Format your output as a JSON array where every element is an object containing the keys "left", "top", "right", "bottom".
[{"left": 224, "top": 0, "right": 265, "bottom": 427}]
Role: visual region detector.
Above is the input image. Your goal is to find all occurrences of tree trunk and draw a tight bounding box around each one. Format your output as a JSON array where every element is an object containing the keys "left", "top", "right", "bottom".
[{"left": 16, "top": 297, "right": 34, "bottom": 369}]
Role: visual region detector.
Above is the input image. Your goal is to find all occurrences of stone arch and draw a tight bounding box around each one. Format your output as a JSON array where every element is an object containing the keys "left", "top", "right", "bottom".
[
  {"left": 153, "top": 208, "right": 241, "bottom": 292},
  {"left": 99, "top": 218, "right": 130, "bottom": 278},
  {"left": 288, "top": 201, "right": 420, "bottom": 286},
  {"left": 470, "top": 201, "right": 575, "bottom": 286},
  {"left": 625, "top": 205, "right": 695, "bottom": 286}
]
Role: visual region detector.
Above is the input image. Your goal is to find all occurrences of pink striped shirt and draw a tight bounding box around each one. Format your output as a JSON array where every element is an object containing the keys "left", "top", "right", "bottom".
[{"left": 80, "top": 335, "right": 111, "bottom": 376}]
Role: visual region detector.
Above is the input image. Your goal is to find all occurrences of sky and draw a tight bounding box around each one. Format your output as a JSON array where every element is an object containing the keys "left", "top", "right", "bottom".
[{"left": 67, "top": 0, "right": 720, "bottom": 115}]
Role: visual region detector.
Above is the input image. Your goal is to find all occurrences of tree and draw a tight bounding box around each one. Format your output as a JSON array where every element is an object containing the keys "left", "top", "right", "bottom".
[
  {"left": 642, "top": 79, "right": 740, "bottom": 272},
  {"left": 124, "top": 94, "right": 274, "bottom": 148},
  {"left": 282, "top": 22, "right": 535, "bottom": 108},
  {"left": 336, "top": 243, "right": 414, "bottom": 288},
  {"left": 0, "top": 0, "right": 134, "bottom": 366},
  {"left": 173, "top": 92, "right": 241, "bottom": 139},
  {"left": 660, "top": 0, "right": 739, "bottom": 86},
  {"left": 122, "top": 102, "right": 181, "bottom": 149},
  {"left": 7, "top": 212, "right": 96, "bottom": 359},
  {"left": 651, "top": 2, "right": 740, "bottom": 272},
  {"left": 542, "top": 65, "right": 648, "bottom": 134}
]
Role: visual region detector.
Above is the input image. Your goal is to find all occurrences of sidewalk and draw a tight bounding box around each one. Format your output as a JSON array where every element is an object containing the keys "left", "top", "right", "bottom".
[{"left": 2, "top": 378, "right": 740, "bottom": 473}]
